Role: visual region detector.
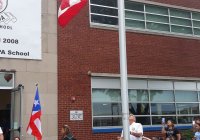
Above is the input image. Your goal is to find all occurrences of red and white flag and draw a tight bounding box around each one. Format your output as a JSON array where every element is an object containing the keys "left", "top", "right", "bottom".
[
  {"left": 58, "top": 0, "right": 87, "bottom": 27},
  {"left": 27, "top": 87, "right": 42, "bottom": 140}
]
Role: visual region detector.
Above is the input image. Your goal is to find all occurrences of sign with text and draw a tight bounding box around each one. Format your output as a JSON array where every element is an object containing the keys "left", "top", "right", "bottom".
[
  {"left": 0, "top": 0, "right": 41, "bottom": 59},
  {"left": 70, "top": 110, "right": 83, "bottom": 120}
]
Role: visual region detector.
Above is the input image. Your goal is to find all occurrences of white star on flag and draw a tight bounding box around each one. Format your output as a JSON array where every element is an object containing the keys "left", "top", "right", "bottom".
[{"left": 34, "top": 100, "right": 39, "bottom": 107}]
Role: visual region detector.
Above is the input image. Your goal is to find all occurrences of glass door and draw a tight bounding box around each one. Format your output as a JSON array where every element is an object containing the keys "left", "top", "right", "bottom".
[{"left": 10, "top": 85, "right": 23, "bottom": 140}]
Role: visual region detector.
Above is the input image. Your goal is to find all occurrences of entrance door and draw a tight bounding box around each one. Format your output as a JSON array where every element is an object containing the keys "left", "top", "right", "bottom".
[
  {"left": 10, "top": 85, "right": 23, "bottom": 140},
  {"left": 0, "top": 89, "right": 11, "bottom": 140}
]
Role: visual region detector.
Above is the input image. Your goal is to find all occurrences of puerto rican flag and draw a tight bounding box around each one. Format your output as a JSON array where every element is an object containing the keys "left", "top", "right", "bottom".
[
  {"left": 27, "top": 87, "right": 42, "bottom": 140},
  {"left": 58, "top": 0, "right": 87, "bottom": 27}
]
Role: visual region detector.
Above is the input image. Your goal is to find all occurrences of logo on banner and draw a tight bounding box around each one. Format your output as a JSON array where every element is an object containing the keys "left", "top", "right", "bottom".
[
  {"left": 0, "top": 0, "right": 17, "bottom": 25},
  {"left": 0, "top": 0, "right": 8, "bottom": 13}
]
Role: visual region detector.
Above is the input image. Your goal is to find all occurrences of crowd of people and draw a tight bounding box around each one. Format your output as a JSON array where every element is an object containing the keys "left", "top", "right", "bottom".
[
  {"left": 116, "top": 114, "right": 200, "bottom": 140},
  {"left": 1, "top": 115, "right": 200, "bottom": 140}
]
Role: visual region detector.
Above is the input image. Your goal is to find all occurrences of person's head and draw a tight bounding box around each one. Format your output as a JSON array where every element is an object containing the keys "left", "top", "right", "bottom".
[
  {"left": 193, "top": 117, "right": 200, "bottom": 131},
  {"left": 129, "top": 114, "right": 136, "bottom": 124},
  {"left": 14, "top": 137, "right": 20, "bottom": 140},
  {"left": 166, "top": 120, "right": 174, "bottom": 128},
  {"left": 194, "top": 117, "right": 200, "bottom": 125},
  {"left": 61, "top": 124, "right": 70, "bottom": 136}
]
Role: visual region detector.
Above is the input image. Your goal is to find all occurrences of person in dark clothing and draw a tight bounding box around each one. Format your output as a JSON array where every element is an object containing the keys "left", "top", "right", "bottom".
[
  {"left": 161, "top": 120, "right": 181, "bottom": 140},
  {"left": 61, "top": 125, "right": 76, "bottom": 140}
]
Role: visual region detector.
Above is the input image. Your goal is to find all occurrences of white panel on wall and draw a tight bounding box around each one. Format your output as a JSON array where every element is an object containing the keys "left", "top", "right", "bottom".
[
  {"left": 92, "top": 77, "right": 120, "bottom": 89},
  {"left": 148, "top": 80, "right": 173, "bottom": 90},
  {"left": 174, "top": 81, "right": 196, "bottom": 90},
  {"left": 128, "top": 79, "right": 147, "bottom": 89}
]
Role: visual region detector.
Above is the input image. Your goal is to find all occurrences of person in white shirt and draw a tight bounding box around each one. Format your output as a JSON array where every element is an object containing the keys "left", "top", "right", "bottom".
[
  {"left": 118, "top": 114, "right": 143, "bottom": 140},
  {"left": 0, "top": 127, "right": 4, "bottom": 140}
]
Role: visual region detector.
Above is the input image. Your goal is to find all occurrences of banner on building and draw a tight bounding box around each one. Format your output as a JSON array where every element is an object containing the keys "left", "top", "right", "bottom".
[{"left": 0, "top": 0, "right": 41, "bottom": 59}]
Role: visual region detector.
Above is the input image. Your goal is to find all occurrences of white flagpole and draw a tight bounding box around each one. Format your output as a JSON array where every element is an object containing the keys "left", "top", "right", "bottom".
[{"left": 118, "top": 0, "right": 130, "bottom": 140}]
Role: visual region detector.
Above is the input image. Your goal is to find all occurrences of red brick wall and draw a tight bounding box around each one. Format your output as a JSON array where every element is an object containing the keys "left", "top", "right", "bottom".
[{"left": 58, "top": 1, "right": 200, "bottom": 140}]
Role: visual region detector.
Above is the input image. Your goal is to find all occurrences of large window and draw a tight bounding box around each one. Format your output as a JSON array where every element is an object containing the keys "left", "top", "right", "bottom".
[
  {"left": 90, "top": 0, "right": 200, "bottom": 37},
  {"left": 92, "top": 77, "right": 200, "bottom": 128}
]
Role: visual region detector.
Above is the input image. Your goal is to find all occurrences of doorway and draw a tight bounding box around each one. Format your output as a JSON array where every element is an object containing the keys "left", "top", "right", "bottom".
[
  {"left": 0, "top": 85, "right": 22, "bottom": 140},
  {"left": 0, "top": 89, "right": 11, "bottom": 140}
]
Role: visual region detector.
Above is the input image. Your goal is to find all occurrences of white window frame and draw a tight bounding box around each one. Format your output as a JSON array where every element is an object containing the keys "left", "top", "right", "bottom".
[{"left": 89, "top": 0, "right": 200, "bottom": 39}]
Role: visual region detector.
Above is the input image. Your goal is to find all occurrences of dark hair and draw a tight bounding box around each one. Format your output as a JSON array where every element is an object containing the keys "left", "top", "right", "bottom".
[
  {"left": 194, "top": 116, "right": 200, "bottom": 121},
  {"left": 167, "top": 120, "right": 175, "bottom": 128},
  {"left": 62, "top": 125, "right": 71, "bottom": 136}
]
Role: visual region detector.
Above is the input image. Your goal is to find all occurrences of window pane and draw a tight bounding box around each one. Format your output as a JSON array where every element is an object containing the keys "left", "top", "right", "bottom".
[
  {"left": 146, "top": 14, "right": 169, "bottom": 23},
  {"left": 92, "top": 89, "right": 121, "bottom": 102},
  {"left": 178, "top": 116, "right": 194, "bottom": 124},
  {"left": 125, "top": 11, "right": 144, "bottom": 20},
  {"left": 170, "top": 9, "right": 190, "bottom": 18},
  {"left": 174, "top": 81, "right": 196, "bottom": 90},
  {"left": 91, "top": 6, "right": 118, "bottom": 16},
  {"left": 171, "top": 17, "right": 191, "bottom": 26},
  {"left": 146, "top": 5, "right": 168, "bottom": 15},
  {"left": 90, "top": 0, "right": 117, "bottom": 7},
  {"left": 193, "top": 12, "right": 200, "bottom": 20},
  {"left": 147, "top": 22, "right": 170, "bottom": 32},
  {"left": 176, "top": 103, "right": 199, "bottom": 115},
  {"left": 194, "top": 28, "right": 200, "bottom": 35},
  {"left": 91, "top": 15, "right": 118, "bottom": 25},
  {"left": 171, "top": 25, "right": 192, "bottom": 34},
  {"left": 129, "top": 89, "right": 149, "bottom": 102},
  {"left": 125, "top": 20, "right": 145, "bottom": 29},
  {"left": 136, "top": 117, "right": 151, "bottom": 125},
  {"left": 129, "top": 103, "right": 150, "bottom": 115},
  {"left": 125, "top": 1, "right": 144, "bottom": 11},
  {"left": 152, "top": 116, "right": 176, "bottom": 125},
  {"left": 93, "top": 103, "right": 122, "bottom": 116},
  {"left": 150, "top": 90, "right": 174, "bottom": 102},
  {"left": 93, "top": 117, "right": 122, "bottom": 127},
  {"left": 193, "top": 20, "right": 200, "bottom": 28},
  {"left": 175, "top": 91, "right": 198, "bottom": 102},
  {"left": 151, "top": 103, "right": 176, "bottom": 115}
]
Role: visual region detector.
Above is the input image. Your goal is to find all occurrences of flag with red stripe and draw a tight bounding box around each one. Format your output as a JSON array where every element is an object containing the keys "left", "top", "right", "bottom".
[
  {"left": 58, "top": 0, "right": 87, "bottom": 27},
  {"left": 27, "top": 87, "right": 42, "bottom": 140}
]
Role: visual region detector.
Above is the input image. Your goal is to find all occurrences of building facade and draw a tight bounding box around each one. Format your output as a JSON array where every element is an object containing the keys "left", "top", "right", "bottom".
[
  {"left": 58, "top": 0, "right": 200, "bottom": 139},
  {"left": 0, "top": 0, "right": 57, "bottom": 140}
]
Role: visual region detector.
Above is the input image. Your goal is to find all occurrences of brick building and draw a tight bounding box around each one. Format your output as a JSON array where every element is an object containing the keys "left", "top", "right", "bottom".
[
  {"left": 58, "top": 0, "right": 200, "bottom": 140},
  {"left": 0, "top": 0, "right": 57, "bottom": 139}
]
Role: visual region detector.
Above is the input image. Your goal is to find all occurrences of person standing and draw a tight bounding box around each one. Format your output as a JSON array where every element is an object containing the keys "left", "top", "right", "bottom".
[
  {"left": 192, "top": 117, "right": 200, "bottom": 140},
  {"left": 118, "top": 114, "right": 143, "bottom": 140},
  {"left": 161, "top": 120, "right": 181, "bottom": 140},
  {"left": 60, "top": 125, "right": 76, "bottom": 140},
  {"left": 0, "top": 127, "right": 4, "bottom": 140}
]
